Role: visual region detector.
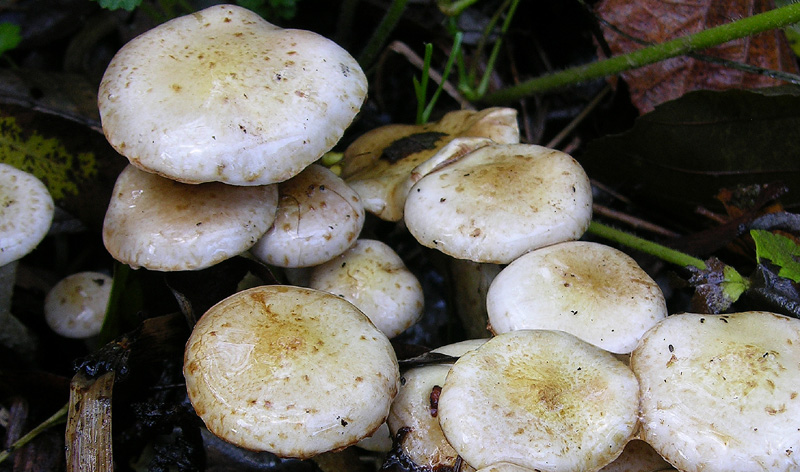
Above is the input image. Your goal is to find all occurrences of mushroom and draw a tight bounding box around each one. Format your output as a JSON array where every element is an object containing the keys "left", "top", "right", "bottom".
[
  {"left": 249, "top": 164, "right": 364, "bottom": 268},
  {"left": 307, "top": 239, "right": 423, "bottom": 338},
  {"left": 340, "top": 107, "right": 520, "bottom": 221},
  {"left": 98, "top": 4, "right": 367, "bottom": 186},
  {"left": 0, "top": 162, "right": 54, "bottom": 267},
  {"left": 44, "top": 271, "right": 112, "bottom": 339},
  {"left": 486, "top": 241, "right": 667, "bottom": 354},
  {"left": 0, "top": 163, "right": 54, "bottom": 354},
  {"left": 437, "top": 330, "right": 639, "bottom": 471},
  {"left": 386, "top": 339, "right": 487, "bottom": 471},
  {"left": 103, "top": 164, "right": 279, "bottom": 271},
  {"left": 631, "top": 311, "right": 800, "bottom": 472},
  {"left": 183, "top": 285, "right": 399, "bottom": 458},
  {"left": 403, "top": 144, "right": 592, "bottom": 264}
]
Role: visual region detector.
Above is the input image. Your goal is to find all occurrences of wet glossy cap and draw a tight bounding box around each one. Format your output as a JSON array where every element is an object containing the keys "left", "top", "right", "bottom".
[
  {"left": 250, "top": 164, "right": 364, "bottom": 268},
  {"left": 486, "top": 241, "right": 667, "bottom": 354},
  {"left": 438, "top": 330, "right": 639, "bottom": 471},
  {"left": 632, "top": 311, "right": 800, "bottom": 472},
  {"left": 404, "top": 144, "right": 592, "bottom": 264},
  {"left": 44, "top": 271, "right": 112, "bottom": 339},
  {"left": 184, "top": 285, "right": 400, "bottom": 458},
  {"left": 341, "top": 108, "right": 519, "bottom": 221},
  {"left": 103, "top": 165, "right": 278, "bottom": 271},
  {"left": 308, "top": 239, "right": 423, "bottom": 338},
  {"left": 99, "top": 4, "right": 367, "bottom": 185},
  {"left": 0, "top": 163, "right": 54, "bottom": 266}
]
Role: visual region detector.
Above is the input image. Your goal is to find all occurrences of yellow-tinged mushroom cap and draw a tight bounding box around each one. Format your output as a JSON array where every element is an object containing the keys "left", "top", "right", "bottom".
[
  {"left": 98, "top": 4, "right": 367, "bottom": 186},
  {"left": 183, "top": 285, "right": 400, "bottom": 458}
]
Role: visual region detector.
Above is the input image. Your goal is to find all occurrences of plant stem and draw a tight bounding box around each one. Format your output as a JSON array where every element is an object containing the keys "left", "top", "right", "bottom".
[
  {"left": 482, "top": 2, "right": 800, "bottom": 103},
  {"left": 0, "top": 402, "right": 69, "bottom": 464},
  {"left": 587, "top": 221, "right": 707, "bottom": 270},
  {"left": 358, "top": 0, "right": 409, "bottom": 69}
]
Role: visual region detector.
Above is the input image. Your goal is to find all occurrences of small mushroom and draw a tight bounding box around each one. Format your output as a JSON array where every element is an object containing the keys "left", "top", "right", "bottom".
[
  {"left": 632, "top": 311, "right": 800, "bottom": 472},
  {"left": 44, "top": 271, "right": 112, "bottom": 339},
  {"left": 98, "top": 4, "right": 367, "bottom": 186},
  {"left": 249, "top": 164, "right": 364, "bottom": 268},
  {"left": 0, "top": 163, "right": 54, "bottom": 266},
  {"left": 341, "top": 107, "right": 519, "bottom": 221},
  {"left": 404, "top": 144, "right": 592, "bottom": 264},
  {"left": 486, "top": 241, "right": 667, "bottom": 354},
  {"left": 308, "top": 239, "right": 423, "bottom": 338},
  {"left": 183, "top": 285, "right": 399, "bottom": 458},
  {"left": 437, "top": 330, "right": 639, "bottom": 471},
  {"left": 0, "top": 163, "right": 54, "bottom": 354},
  {"left": 103, "top": 165, "right": 278, "bottom": 271}
]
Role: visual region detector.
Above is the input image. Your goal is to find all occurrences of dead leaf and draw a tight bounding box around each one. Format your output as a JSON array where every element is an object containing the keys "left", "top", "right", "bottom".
[{"left": 595, "top": 0, "right": 800, "bottom": 113}]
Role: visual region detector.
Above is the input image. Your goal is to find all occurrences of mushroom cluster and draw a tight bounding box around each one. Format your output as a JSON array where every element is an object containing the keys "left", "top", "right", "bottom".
[
  {"left": 90, "top": 5, "right": 800, "bottom": 470},
  {"left": 98, "top": 4, "right": 369, "bottom": 272}
]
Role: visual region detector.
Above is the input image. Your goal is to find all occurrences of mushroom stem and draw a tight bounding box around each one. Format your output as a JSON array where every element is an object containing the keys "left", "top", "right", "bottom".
[
  {"left": 0, "top": 261, "right": 38, "bottom": 356},
  {"left": 448, "top": 258, "right": 499, "bottom": 338}
]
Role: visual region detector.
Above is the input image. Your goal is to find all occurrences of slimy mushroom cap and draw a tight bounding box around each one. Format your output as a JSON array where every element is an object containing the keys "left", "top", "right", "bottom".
[
  {"left": 404, "top": 144, "right": 592, "bottom": 264},
  {"left": 486, "top": 241, "right": 667, "bottom": 354},
  {"left": 103, "top": 165, "right": 278, "bottom": 271},
  {"left": 183, "top": 285, "right": 399, "bottom": 458},
  {"left": 438, "top": 330, "right": 638, "bottom": 471},
  {"left": 98, "top": 4, "right": 367, "bottom": 186},
  {"left": 632, "top": 311, "right": 800, "bottom": 472},
  {"left": 0, "top": 163, "right": 54, "bottom": 266}
]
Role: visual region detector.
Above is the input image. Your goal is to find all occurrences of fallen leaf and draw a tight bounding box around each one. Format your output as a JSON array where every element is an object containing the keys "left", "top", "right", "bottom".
[
  {"left": 595, "top": 0, "right": 799, "bottom": 113},
  {"left": 580, "top": 87, "right": 800, "bottom": 217}
]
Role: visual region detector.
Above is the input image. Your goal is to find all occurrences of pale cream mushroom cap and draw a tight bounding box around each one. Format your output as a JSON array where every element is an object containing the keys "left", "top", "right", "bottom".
[
  {"left": 387, "top": 339, "right": 487, "bottom": 471},
  {"left": 486, "top": 241, "right": 667, "bottom": 354},
  {"left": 631, "top": 311, "right": 800, "bottom": 472},
  {"left": 103, "top": 165, "right": 278, "bottom": 271},
  {"left": 404, "top": 144, "right": 592, "bottom": 264},
  {"left": 342, "top": 107, "right": 519, "bottom": 221},
  {"left": 438, "top": 330, "right": 639, "bottom": 471},
  {"left": 250, "top": 164, "right": 364, "bottom": 268},
  {"left": 308, "top": 239, "right": 423, "bottom": 338},
  {"left": 44, "top": 271, "right": 112, "bottom": 339},
  {"left": 0, "top": 163, "right": 54, "bottom": 266},
  {"left": 98, "top": 4, "right": 367, "bottom": 186},
  {"left": 184, "top": 285, "right": 399, "bottom": 458}
]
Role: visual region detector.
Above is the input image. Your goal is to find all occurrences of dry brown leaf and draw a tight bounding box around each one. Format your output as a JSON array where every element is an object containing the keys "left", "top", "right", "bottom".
[{"left": 595, "top": 0, "right": 799, "bottom": 113}]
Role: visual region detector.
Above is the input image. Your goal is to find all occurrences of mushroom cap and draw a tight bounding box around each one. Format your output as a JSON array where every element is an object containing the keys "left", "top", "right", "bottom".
[
  {"left": 183, "top": 285, "right": 399, "bottom": 458},
  {"left": 387, "top": 339, "right": 488, "bottom": 470},
  {"left": 249, "top": 164, "right": 364, "bottom": 268},
  {"left": 404, "top": 144, "right": 592, "bottom": 264},
  {"left": 438, "top": 330, "right": 639, "bottom": 471},
  {"left": 631, "top": 311, "right": 800, "bottom": 472},
  {"left": 341, "top": 107, "right": 519, "bottom": 221},
  {"left": 98, "top": 4, "right": 367, "bottom": 186},
  {"left": 44, "top": 271, "right": 112, "bottom": 339},
  {"left": 103, "top": 165, "right": 278, "bottom": 271},
  {"left": 308, "top": 239, "right": 423, "bottom": 338},
  {"left": 0, "top": 163, "right": 54, "bottom": 266},
  {"left": 486, "top": 241, "right": 667, "bottom": 354}
]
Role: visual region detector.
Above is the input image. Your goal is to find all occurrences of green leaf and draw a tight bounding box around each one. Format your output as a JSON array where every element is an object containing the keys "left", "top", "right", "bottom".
[
  {"left": 751, "top": 229, "right": 800, "bottom": 282},
  {"left": 0, "top": 23, "right": 22, "bottom": 56},
  {"left": 92, "top": 0, "right": 142, "bottom": 12},
  {"left": 580, "top": 87, "right": 800, "bottom": 213}
]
